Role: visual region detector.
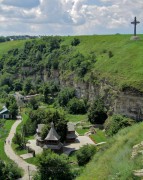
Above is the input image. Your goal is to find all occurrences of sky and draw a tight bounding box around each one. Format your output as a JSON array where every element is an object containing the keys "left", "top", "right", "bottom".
[{"left": 0, "top": 0, "right": 143, "bottom": 36}]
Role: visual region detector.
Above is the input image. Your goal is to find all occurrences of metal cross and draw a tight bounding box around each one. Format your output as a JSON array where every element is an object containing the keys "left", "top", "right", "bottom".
[{"left": 131, "top": 17, "right": 140, "bottom": 36}]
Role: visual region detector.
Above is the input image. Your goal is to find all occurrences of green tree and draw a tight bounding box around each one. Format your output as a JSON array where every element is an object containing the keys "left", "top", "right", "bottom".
[
  {"left": 76, "top": 144, "right": 96, "bottom": 166},
  {"left": 23, "top": 79, "right": 33, "bottom": 95},
  {"left": 5, "top": 96, "right": 18, "bottom": 119},
  {"left": 67, "top": 98, "right": 87, "bottom": 114},
  {"left": 35, "top": 150, "right": 73, "bottom": 180},
  {"left": 104, "top": 114, "right": 135, "bottom": 136},
  {"left": 88, "top": 98, "right": 107, "bottom": 124},
  {"left": 57, "top": 87, "right": 75, "bottom": 107},
  {"left": 0, "top": 159, "right": 22, "bottom": 180},
  {"left": 29, "top": 97, "right": 39, "bottom": 110},
  {"left": 71, "top": 38, "right": 80, "bottom": 46},
  {"left": 13, "top": 132, "right": 23, "bottom": 148},
  {"left": 41, "top": 124, "right": 50, "bottom": 140},
  {"left": 13, "top": 80, "right": 23, "bottom": 91}
]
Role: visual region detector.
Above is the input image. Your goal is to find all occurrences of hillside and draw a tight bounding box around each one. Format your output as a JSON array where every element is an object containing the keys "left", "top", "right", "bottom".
[
  {"left": 0, "top": 35, "right": 143, "bottom": 91},
  {"left": 62, "top": 34, "right": 143, "bottom": 91},
  {"left": 77, "top": 122, "right": 143, "bottom": 180},
  {"left": 0, "top": 35, "right": 143, "bottom": 120}
]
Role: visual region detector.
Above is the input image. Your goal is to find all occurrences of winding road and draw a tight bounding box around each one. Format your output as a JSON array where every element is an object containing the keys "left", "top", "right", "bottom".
[{"left": 4, "top": 119, "right": 37, "bottom": 180}]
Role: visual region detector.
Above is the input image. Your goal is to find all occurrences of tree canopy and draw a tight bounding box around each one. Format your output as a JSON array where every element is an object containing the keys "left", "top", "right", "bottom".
[
  {"left": 88, "top": 98, "right": 107, "bottom": 124},
  {"left": 35, "top": 150, "right": 73, "bottom": 180}
]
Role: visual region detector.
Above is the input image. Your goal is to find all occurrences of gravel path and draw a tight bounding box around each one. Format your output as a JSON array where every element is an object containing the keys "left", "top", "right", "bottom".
[{"left": 4, "top": 119, "right": 37, "bottom": 180}]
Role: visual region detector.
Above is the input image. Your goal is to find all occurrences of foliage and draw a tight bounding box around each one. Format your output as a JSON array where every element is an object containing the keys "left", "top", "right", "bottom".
[
  {"left": 43, "top": 81, "right": 59, "bottom": 103},
  {"left": 71, "top": 38, "right": 80, "bottom": 46},
  {"left": 13, "top": 132, "right": 23, "bottom": 148},
  {"left": 57, "top": 87, "right": 75, "bottom": 107},
  {"left": 104, "top": 114, "right": 135, "bottom": 136},
  {"left": 1, "top": 35, "right": 143, "bottom": 93},
  {"left": 0, "top": 159, "right": 22, "bottom": 180},
  {"left": 28, "top": 97, "right": 39, "bottom": 110},
  {"left": 88, "top": 98, "right": 107, "bottom": 124},
  {"left": 41, "top": 124, "right": 50, "bottom": 140},
  {"left": 5, "top": 96, "right": 18, "bottom": 119},
  {"left": 23, "top": 78, "right": 33, "bottom": 95},
  {"left": 67, "top": 98, "right": 87, "bottom": 114},
  {"left": 25, "top": 109, "right": 67, "bottom": 141},
  {"left": 108, "top": 50, "right": 113, "bottom": 58},
  {"left": 76, "top": 144, "right": 96, "bottom": 166},
  {"left": 35, "top": 149, "right": 73, "bottom": 180},
  {"left": 77, "top": 122, "right": 143, "bottom": 180}
]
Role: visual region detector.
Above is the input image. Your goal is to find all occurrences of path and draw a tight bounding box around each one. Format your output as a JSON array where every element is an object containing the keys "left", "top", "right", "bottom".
[{"left": 4, "top": 119, "right": 37, "bottom": 180}]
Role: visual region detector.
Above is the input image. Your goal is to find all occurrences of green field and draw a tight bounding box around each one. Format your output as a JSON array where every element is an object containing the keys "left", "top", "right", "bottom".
[
  {"left": 0, "top": 40, "right": 26, "bottom": 58},
  {"left": 90, "top": 129, "right": 107, "bottom": 143},
  {"left": 77, "top": 122, "right": 143, "bottom": 180},
  {"left": 66, "top": 114, "right": 88, "bottom": 123},
  {"left": 0, "top": 120, "right": 15, "bottom": 162}
]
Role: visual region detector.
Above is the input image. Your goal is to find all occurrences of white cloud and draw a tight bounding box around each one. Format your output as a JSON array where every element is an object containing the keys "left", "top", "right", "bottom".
[{"left": 0, "top": 0, "right": 143, "bottom": 35}]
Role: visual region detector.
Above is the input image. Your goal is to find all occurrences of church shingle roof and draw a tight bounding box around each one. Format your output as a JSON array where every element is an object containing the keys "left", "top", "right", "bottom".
[{"left": 45, "top": 122, "right": 60, "bottom": 141}]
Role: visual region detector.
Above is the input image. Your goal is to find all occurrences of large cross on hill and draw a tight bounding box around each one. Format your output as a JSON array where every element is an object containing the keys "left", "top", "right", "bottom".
[{"left": 131, "top": 17, "right": 140, "bottom": 36}]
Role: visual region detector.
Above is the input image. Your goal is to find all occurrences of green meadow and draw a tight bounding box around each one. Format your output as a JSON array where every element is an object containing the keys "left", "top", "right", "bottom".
[{"left": 77, "top": 122, "right": 143, "bottom": 180}]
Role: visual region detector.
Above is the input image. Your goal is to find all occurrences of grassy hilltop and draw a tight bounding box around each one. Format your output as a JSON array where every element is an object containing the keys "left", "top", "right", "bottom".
[
  {"left": 62, "top": 34, "right": 143, "bottom": 91},
  {"left": 0, "top": 34, "right": 143, "bottom": 92}
]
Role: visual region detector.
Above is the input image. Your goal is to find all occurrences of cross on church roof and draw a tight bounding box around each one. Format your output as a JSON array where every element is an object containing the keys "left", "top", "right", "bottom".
[{"left": 131, "top": 17, "right": 140, "bottom": 36}]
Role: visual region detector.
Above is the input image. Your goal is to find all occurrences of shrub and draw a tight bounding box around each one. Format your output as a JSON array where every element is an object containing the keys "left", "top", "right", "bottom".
[
  {"left": 57, "top": 87, "right": 75, "bottom": 107},
  {"left": 67, "top": 98, "right": 87, "bottom": 114},
  {"left": 13, "top": 132, "right": 23, "bottom": 148},
  {"left": 76, "top": 144, "right": 96, "bottom": 166},
  {"left": 71, "top": 38, "right": 80, "bottom": 46},
  {"left": 104, "top": 114, "right": 135, "bottom": 136},
  {"left": 35, "top": 150, "right": 73, "bottom": 180},
  {"left": 0, "top": 159, "right": 22, "bottom": 179},
  {"left": 108, "top": 50, "right": 113, "bottom": 58},
  {"left": 88, "top": 98, "right": 107, "bottom": 124}
]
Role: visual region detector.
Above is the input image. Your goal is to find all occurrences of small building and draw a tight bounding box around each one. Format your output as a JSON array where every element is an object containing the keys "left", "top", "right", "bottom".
[
  {"left": 0, "top": 106, "right": 12, "bottom": 119},
  {"left": 66, "top": 122, "right": 77, "bottom": 143},
  {"left": 43, "top": 122, "right": 63, "bottom": 153},
  {"left": 36, "top": 122, "right": 63, "bottom": 153}
]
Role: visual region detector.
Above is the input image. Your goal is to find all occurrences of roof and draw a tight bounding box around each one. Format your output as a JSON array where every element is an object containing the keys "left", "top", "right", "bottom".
[
  {"left": 67, "top": 122, "right": 75, "bottom": 132},
  {"left": 0, "top": 106, "right": 9, "bottom": 115},
  {"left": 45, "top": 122, "right": 60, "bottom": 141},
  {"left": 37, "top": 124, "right": 45, "bottom": 133},
  {"left": 66, "top": 133, "right": 77, "bottom": 139},
  {"left": 43, "top": 142, "right": 63, "bottom": 150}
]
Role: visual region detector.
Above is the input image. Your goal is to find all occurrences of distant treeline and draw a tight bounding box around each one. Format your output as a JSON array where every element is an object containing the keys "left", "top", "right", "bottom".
[{"left": 0, "top": 35, "right": 38, "bottom": 42}]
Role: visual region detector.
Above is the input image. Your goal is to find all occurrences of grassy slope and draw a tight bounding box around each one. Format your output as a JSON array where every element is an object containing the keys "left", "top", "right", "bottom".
[
  {"left": 1, "top": 35, "right": 143, "bottom": 91},
  {"left": 62, "top": 34, "right": 143, "bottom": 91},
  {"left": 77, "top": 122, "right": 143, "bottom": 180},
  {"left": 0, "top": 120, "right": 15, "bottom": 162},
  {"left": 0, "top": 40, "right": 27, "bottom": 58}
]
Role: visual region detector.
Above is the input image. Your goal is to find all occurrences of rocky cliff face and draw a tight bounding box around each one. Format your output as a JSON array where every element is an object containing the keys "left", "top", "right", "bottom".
[
  {"left": 68, "top": 79, "right": 143, "bottom": 121},
  {"left": 114, "top": 93, "right": 143, "bottom": 120},
  {"left": 40, "top": 69, "right": 143, "bottom": 121}
]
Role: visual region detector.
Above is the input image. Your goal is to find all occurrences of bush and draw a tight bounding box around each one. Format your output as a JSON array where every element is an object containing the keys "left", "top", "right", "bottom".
[
  {"left": 71, "top": 38, "right": 80, "bottom": 46},
  {"left": 29, "top": 97, "right": 39, "bottom": 110},
  {"left": 76, "top": 144, "right": 96, "bottom": 166},
  {"left": 57, "top": 87, "right": 75, "bottom": 107},
  {"left": 104, "top": 114, "right": 135, "bottom": 136},
  {"left": 35, "top": 150, "right": 73, "bottom": 180},
  {"left": 67, "top": 98, "right": 87, "bottom": 114},
  {"left": 88, "top": 98, "right": 107, "bottom": 124},
  {"left": 0, "top": 159, "right": 22, "bottom": 179},
  {"left": 108, "top": 51, "right": 113, "bottom": 58},
  {"left": 13, "top": 132, "right": 23, "bottom": 148}
]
